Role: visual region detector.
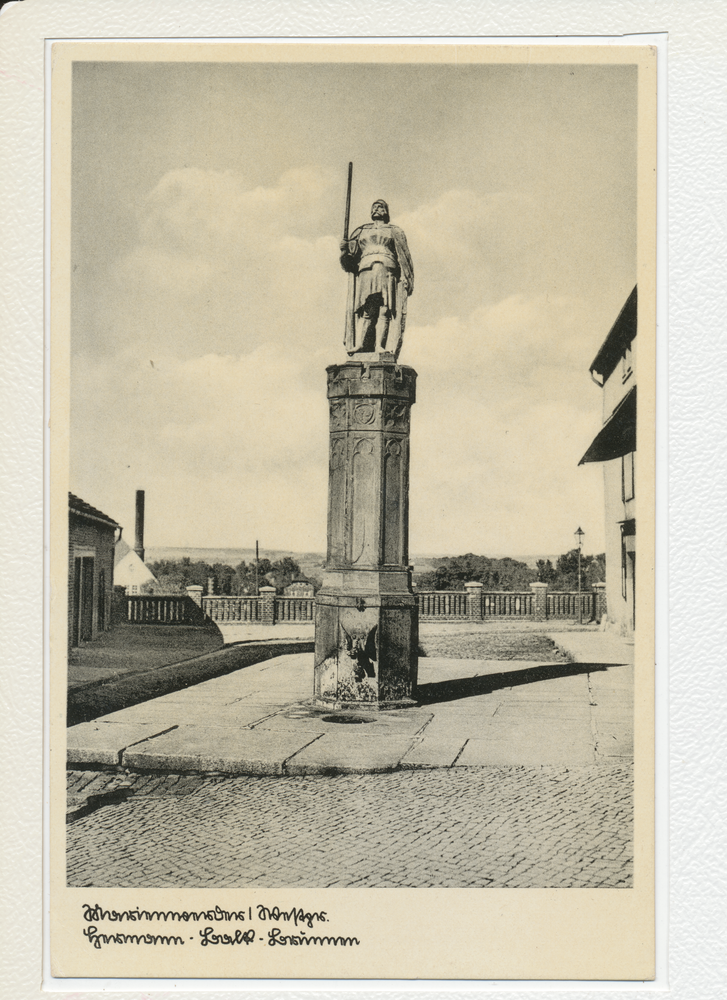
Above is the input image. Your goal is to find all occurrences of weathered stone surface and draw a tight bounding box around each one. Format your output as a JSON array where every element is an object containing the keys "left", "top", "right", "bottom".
[
  {"left": 67, "top": 722, "right": 176, "bottom": 766},
  {"left": 285, "top": 731, "right": 414, "bottom": 775},
  {"left": 455, "top": 717, "right": 597, "bottom": 767},
  {"left": 122, "top": 726, "right": 322, "bottom": 775},
  {"left": 400, "top": 737, "right": 468, "bottom": 769},
  {"left": 314, "top": 360, "right": 418, "bottom": 707}
]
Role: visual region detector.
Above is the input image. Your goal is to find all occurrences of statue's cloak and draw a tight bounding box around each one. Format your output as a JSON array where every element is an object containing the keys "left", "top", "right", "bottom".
[{"left": 343, "top": 223, "right": 414, "bottom": 356}]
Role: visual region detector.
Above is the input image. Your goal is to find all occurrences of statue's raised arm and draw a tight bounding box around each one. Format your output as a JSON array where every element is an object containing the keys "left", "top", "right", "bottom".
[{"left": 341, "top": 199, "right": 414, "bottom": 361}]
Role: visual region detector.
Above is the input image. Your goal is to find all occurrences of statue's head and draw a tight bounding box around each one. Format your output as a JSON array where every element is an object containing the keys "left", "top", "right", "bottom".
[{"left": 371, "top": 199, "right": 390, "bottom": 223}]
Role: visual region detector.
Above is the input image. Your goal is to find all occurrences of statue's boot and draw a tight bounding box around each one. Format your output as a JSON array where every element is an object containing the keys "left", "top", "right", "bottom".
[
  {"left": 351, "top": 311, "right": 372, "bottom": 353},
  {"left": 374, "top": 311, "right": 391, "bottom": 352}
]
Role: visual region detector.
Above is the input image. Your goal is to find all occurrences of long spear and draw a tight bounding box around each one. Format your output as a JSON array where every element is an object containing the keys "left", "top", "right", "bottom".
[{"left": 343, "top": 161, "right": 353, "bottom": 242}]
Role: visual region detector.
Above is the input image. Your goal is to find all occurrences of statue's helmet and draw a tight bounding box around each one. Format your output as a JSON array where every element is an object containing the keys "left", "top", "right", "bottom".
[{"left": 371, "top": 199, "right": 390, "bottom": 223}]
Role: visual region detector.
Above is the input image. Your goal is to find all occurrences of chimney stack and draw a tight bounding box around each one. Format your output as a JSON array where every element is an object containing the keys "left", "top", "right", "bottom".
[{"left": 134, "top": 490, "right": 145, "bottom": 562}]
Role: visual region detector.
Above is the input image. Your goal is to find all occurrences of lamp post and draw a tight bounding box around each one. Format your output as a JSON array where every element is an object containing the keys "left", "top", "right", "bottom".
[{"left": 575, "top": 526, "right": 585, "bottom": 624}]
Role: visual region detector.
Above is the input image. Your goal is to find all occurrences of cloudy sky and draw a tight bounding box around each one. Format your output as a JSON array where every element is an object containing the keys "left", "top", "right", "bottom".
[{"left": 70, "top": 55, "right": 636, "bottom": 557}]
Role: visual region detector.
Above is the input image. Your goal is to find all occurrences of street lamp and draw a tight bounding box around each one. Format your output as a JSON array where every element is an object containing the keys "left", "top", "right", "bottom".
[{"left": 574, "top": 527, "right": 585, "bottom": 624}]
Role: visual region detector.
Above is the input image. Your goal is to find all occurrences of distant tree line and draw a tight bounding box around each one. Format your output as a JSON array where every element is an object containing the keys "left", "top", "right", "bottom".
[
  {"left": 535, "top": 550, "right": 606, "bottom": 592},
  {"left": 144, "top": 556, "right": 321, "bottom": 596},
  {"left": 415, "top": 550, "right": 605, "bottom": 592}
]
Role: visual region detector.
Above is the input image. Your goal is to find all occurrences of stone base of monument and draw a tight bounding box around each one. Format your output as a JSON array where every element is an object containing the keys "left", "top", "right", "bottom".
[
  {"left": 314, "top": 591, "right": 418, "bottom": 710},
  {"left": 313, "top": 359, "right": 419, "bottom": 710}
]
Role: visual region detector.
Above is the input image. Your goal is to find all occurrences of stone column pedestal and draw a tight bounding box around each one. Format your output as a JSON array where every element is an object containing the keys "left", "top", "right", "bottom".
[
  {"left": 465, "top": 581, "right": 484, "bottom": 620},
  {"left": 593, "top": 582, "right": 607, "bottom": 623},
  {"left": 530, "top": 582, "right": 548, "bottom": 622},
  {"left": 314, "top": 359, "right": 418, "bottom": 709},
  {"left": 259, "top": 586, "right": 276, "bottom": 626}
]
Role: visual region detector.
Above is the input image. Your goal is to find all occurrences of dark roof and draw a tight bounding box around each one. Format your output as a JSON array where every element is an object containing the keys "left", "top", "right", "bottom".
[
  {"left": 579, "top": 385, "right": 636, "bottom": 465},
  {"left": 589, "top": 286, "right": 637, "bottom": 384},
  {"left": 114, "top": 537, "right": 131, "bottom": 565},
  {"left": 69, "top": 493, "right": 120, "bottom": 529}
]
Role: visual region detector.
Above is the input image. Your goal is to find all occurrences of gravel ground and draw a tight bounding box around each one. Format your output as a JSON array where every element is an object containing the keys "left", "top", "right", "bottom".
[{"left": 418, "top": 625, "right": 571, "bottom": 662}]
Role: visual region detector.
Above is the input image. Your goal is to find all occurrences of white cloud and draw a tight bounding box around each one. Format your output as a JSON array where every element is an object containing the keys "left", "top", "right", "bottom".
[
  {"left": 410, "top": 293, "right": 597, "bottom": 408},
  {"left": 139, "top": 166, "right": 337, "bottom": 254},
  {"left": 72, "top": 169, "right": 608, "bottom": 555}
]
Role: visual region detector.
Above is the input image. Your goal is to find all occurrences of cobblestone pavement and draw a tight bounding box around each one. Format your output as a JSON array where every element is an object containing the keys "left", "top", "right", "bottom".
[{"left": 66, "top": 763, "right": 632, "bottom": 888}]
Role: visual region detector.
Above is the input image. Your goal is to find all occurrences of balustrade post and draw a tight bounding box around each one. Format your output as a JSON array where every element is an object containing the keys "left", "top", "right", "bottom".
[
  {"left": 530, "top": 582, "right": 548, "bottom": 622},
  {"left": 186, "top": 585, "right": 203, "bottom": 606},
  {"left": 464, "top": 581, "right": 483, "bottom": 620},
  {"left": 259, "top": 586, "right": 276, "bottom": 626},
  {"left": 593, "top": 582, "right": 607, "bottom": 623}
]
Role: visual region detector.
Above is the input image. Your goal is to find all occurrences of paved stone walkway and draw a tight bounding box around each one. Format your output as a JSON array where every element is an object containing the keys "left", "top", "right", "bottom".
[
  {"left": 66, "top": 763, "right": 633, "bottom": 888},
  {"left": 66, "top": 628, "right": 634, "bottom": 889}
]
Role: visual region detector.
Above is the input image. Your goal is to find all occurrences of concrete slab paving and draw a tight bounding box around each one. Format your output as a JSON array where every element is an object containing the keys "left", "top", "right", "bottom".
[
  {"left": 498, "top": 677, "right": 590, "bottom": 701},
  {"left": 285, "top": 731, "right": 415, "bottom": 775},
  {"left": 547, "top": 631, "right": 634, "bottom": 666},
  {"left": 97, "top": 702, "right": 287, "bottom": 728},
  {"left": 67, "top": 722, "right": 178, "bottom": 766},
  {"left": 494, "top": 701, "right": 593, "bottom": 721},
  {"left": 455, "top": 716, "right": 597, "bottom": 766},
  {"left": 216, "top": 623, "right": 314, "bottom": 644},
  {"left": 594, "top": 725, "right": 634, "bottom": 758},
  {"left": 254, "top": 708, "right": 431, "bottom": 737},
  {"left": 418, "top": 656, "right": 558, "bottom": 680},
  {"left": 66, "top": 638, "right": 634, "bottom": 775},
  {"left": 417, "top": 705, "right": 500, "bottom": 739},
  {"left": 594, "top": 702, "right": 634, "bottom": 724},
  {"left": 400, "top": 737, "right": 468, "bottom": 769},
  {"left": 122, "top": 725, "right": 322, "bottom": 775}
]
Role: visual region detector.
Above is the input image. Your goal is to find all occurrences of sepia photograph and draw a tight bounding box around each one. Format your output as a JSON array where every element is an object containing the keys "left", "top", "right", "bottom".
[{"left": 49, "top": 42, "right": 656, "bottom": 980}]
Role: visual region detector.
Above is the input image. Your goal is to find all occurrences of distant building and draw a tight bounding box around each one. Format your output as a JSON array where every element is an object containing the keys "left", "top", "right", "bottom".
[
  {"left": 579, "top": 286, "right": 637, "bottom": 634},
  {"left": 68, "top": 493, "right": 120, "bottom": 647},
  {"left": 114, "top": 538, "right": 157, "bottom": 595},
  {"left": 284, "top": 579, "right": 315, "bottom": 597}
]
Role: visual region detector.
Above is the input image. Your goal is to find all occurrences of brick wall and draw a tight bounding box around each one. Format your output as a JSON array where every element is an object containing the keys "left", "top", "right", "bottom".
[{"left": 68, "top": 513, "right": 116, "bottom": 648}]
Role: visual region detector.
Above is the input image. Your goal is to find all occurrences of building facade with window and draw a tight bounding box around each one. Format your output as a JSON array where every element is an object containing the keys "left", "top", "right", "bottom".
[
  {"left": 68, "top": 494, "right": 120, "bottom": 648},
  {"left": 580, "top": 286, "right": 637, "bottom": 635}
]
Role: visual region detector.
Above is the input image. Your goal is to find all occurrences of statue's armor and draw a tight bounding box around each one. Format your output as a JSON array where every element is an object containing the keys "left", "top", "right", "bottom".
[
  {"left": 341, "top": 211, "right": 413, "bottom": 358},
  {"left": 357, "top": 227, "right": 398, "bottom": 273}
]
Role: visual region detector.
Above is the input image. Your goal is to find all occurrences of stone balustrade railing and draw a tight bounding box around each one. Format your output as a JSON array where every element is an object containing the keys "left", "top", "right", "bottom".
[
  {"left": 128, "top": 581, "right": 606, "bottom": 626},
  {"left": 418, "top": 581, "right": 606, "bottom": 623}
]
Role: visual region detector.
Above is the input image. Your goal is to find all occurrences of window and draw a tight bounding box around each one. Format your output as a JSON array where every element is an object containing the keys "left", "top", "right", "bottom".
[
  {"left": 622, "top": 451, "right": 635, "bottom": 502},
  {"left": 620, "top": 519, "right": 636, "bottom": 601},
  {"left": 621, "top": 345, "right": 633, "bottom": 383}
]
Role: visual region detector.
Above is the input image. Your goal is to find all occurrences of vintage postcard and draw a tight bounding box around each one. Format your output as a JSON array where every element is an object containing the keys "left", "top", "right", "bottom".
[{"left": 49, "top": 42, "right": 657, "bottom": 981}]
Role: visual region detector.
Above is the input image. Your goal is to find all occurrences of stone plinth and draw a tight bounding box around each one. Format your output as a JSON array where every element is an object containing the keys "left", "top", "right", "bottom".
[{"left": 314, "top": 359, "right": 418, "bottom": 709}]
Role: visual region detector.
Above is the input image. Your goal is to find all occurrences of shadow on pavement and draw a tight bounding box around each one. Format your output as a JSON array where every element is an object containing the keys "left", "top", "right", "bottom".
[
  {"left": 417, "top": 661, "right": 623, "bottom": 705},
  {"left": 67, "top": 639, "right": 314, "bottom": 727}
]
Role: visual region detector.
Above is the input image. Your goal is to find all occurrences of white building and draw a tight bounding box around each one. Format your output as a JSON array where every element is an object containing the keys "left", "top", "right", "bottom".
[
  {"left": 580, "top": 286, "right": 637, "bottom": 635},
  {"left": 114, "top": 538, "right": 157, "bottom": 595}
]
